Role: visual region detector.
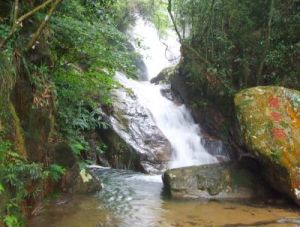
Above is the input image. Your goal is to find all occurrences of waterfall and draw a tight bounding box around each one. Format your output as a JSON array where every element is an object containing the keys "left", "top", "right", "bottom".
[{"left": 116, "top": 17, "right": 217, "bottom": 168}]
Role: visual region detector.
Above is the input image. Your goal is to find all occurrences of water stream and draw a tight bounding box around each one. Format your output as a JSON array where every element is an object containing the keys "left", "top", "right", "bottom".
[
  {"left": 119, "top": 17, "right": 217, "bottom": 168},
  {"left": 28, "top": 17, "right": 300, "bottom": 227},
  {"left": 29, "top": 168, "right": 300, "bottom": 227}
]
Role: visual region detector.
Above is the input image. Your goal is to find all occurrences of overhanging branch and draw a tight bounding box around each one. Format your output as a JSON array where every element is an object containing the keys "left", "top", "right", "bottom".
[
  {"left": 167, "top": 0, "right": 182, "bottom": 43},
  {"left": 27, "top": 0, "right": 62, "bottom": 50},
  {"left": 0, "top": 0, "right": 55, "bottom": 50}
]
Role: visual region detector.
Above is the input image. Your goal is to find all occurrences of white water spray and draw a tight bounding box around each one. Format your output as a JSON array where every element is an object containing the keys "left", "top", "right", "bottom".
[{"left": 117, "top": 17, "right": 217, "bottom": 168}]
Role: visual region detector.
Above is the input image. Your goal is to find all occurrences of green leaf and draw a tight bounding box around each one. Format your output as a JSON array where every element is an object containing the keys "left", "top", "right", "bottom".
[
  {"left": 4, "top": 215, "right": 20, "bottom": 227},
  {"left": 48, "top": 164, "right": 65, "bottom": 182},
  {"left": 0, "top": 183, "right": 4, "bottom": 194},
  {"left": 71, "top": 142, "right": 85, "bottom": 155}
]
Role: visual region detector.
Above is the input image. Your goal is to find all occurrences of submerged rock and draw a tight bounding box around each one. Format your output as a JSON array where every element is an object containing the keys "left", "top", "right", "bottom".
[
  {"left": 162, "top": 163, "right": 269, "bottom": 200},
  {"left": 235, "top": 86, "right": 300, "bottom": 204}
]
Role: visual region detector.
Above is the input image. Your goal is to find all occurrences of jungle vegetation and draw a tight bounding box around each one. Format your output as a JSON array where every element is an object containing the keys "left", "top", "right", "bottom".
[{"left": 0, "top": 0, "right": 299, "bottom": 226}]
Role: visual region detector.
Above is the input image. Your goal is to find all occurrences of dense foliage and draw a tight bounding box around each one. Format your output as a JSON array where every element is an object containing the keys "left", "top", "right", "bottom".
[
  {"left": 1, "top": 0, "right": 298, "bottom": 225},
  {"left": 169, "top": 0, "right": 300, "bottom": 96},
  {"left": 0, "top": 0, "right": 142, "bottom": 225},
  {"left": 51, "top": 0, "right": 136, "bottom": 143},
  {"left": 0, "top": 0, "right": 171, "bottom": 224}
]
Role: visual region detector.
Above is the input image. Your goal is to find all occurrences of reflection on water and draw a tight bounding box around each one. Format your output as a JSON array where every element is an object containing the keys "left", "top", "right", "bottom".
[
  {"left": 96, "top": 169, "right": 165, "bottom": 226},
  {"left": 29, "top": 168, "right": 300, "bottom": 227}
]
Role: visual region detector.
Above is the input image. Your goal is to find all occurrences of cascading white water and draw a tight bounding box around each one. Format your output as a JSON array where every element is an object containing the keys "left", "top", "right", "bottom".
[
  {"left": 117, "top": 17, "right": 217, "bottom": 168},
  {"left": 130, "top": 17, "right": 180, "bottom": 79}
]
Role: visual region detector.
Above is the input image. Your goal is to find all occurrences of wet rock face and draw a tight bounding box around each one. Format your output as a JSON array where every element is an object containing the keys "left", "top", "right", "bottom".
[
  {"left": 201, "top": 135, "right": 231, "bottom": 162},
  {"left": 235, "top": 86, "right": 300, "bottom": 205},
  {"left": 162, "top": 163, "right": 270, "bottom": 200},
  {"left": 170, "top": 67, "right": 236, "bottom": 160},
  {"left": 150, "top": 66, "right": 176, "bottom": 85},
  {"left": 103, "top": 82, "right": 172, "bottom": 173},
  {"left": 160, "top": 84, "right": 175, "bottom": 102}
]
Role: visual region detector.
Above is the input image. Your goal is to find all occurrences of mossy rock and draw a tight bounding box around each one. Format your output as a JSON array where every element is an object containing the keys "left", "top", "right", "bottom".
[
  {"left": 61, "top": 165, "right": 102, "bottom": 194},
  {"left": 150, "top": 66, "right": 176, "bottom": 85},
  {"left": 235, "top": 86, "right": 300, "bottom": 204},
  {"left": 162, "top": 162, "right": 269, "bottom": 200}
]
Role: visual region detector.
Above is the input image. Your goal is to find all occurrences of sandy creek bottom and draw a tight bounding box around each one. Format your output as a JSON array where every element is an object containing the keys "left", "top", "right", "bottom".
[{"left": 29, "top": 168, "right": 300, "bottom": 227}]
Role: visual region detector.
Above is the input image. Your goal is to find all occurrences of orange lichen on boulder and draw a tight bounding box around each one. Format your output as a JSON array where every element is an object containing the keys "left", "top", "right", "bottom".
[
  {"left": 235, "top": 86, "right": 300, "bottom": 205},
  {"left": 287, "top": 105, "right": 300, "bottom": 129}
]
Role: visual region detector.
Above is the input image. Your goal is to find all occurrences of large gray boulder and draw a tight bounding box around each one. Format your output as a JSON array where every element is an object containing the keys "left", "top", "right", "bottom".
[
  {"left": 162, "top": 163, "right": 270, "bottom": 200},
  {"left": 102, "top": 73, "right": 172, "bottom": 173}
]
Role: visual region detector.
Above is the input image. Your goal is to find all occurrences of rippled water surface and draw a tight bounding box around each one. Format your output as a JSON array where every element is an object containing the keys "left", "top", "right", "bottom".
[{"left": 29, "top": 168, "right": 300, "bottom": 227}]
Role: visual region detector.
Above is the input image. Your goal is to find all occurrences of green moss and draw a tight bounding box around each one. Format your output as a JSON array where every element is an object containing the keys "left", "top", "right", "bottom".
[
  {"left": 270, "top": 149, "right": 282, "bottom": 162},
  {"left": 9, "top": 103, "right": 27, "bottom": 158}
]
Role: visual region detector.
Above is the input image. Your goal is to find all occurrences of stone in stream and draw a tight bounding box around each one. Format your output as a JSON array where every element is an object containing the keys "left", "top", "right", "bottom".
[
  {"left": 61, "top": 164, "right": 102, "bottom": 194},
  {"left": 235, "top": 86, "right": 300, "bottom": 205},
  {"left": 162, "top": 162, "right": 270, "bottom": 200},
  {"left": 53, "top": 143, "right": 102, "bottom": 194}
]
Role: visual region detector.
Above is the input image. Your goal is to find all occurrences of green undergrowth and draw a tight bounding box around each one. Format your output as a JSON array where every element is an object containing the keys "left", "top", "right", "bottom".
[
  {"left": 50, "top": 0, "right": 139, "bottom": 159},
  {"left": 0, "top": 0, "right": 170, "bottom": 225},
  {"left": 0, "top": 134, "right": 65, "bottom": 227}
]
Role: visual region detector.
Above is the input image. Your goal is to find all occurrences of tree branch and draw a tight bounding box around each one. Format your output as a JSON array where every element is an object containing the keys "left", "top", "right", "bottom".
[
  {"left": 27, "top": 0, "right": 62, "bottom": 50},
  {"left": 16, "top": 0, "right": 54, "bottom": 25},
  {"left": 167, "top": 0, "right": 210, "bottom": 66},
  {"left": 0, "top": 0, "right": 20, "bottom": 49},
  {"left": 0, "top": 0, "right": 54, "bottom": 50},
  {"left": 167, "top": 0, "right": 182, "bottom": 43},
  {"left": 13, "top": 0, "right": 19, "bottom": 23},
  {"left": 182, "top": 43, "right": 210, "bottom": 65},
  {"left": 256, "top": 0, "right": 274, "bottom": 83}
]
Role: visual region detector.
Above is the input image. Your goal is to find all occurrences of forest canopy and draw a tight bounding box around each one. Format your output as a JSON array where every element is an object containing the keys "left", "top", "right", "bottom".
[{"left": 168, "top": 0, "right": 300, "bottom": 93}]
